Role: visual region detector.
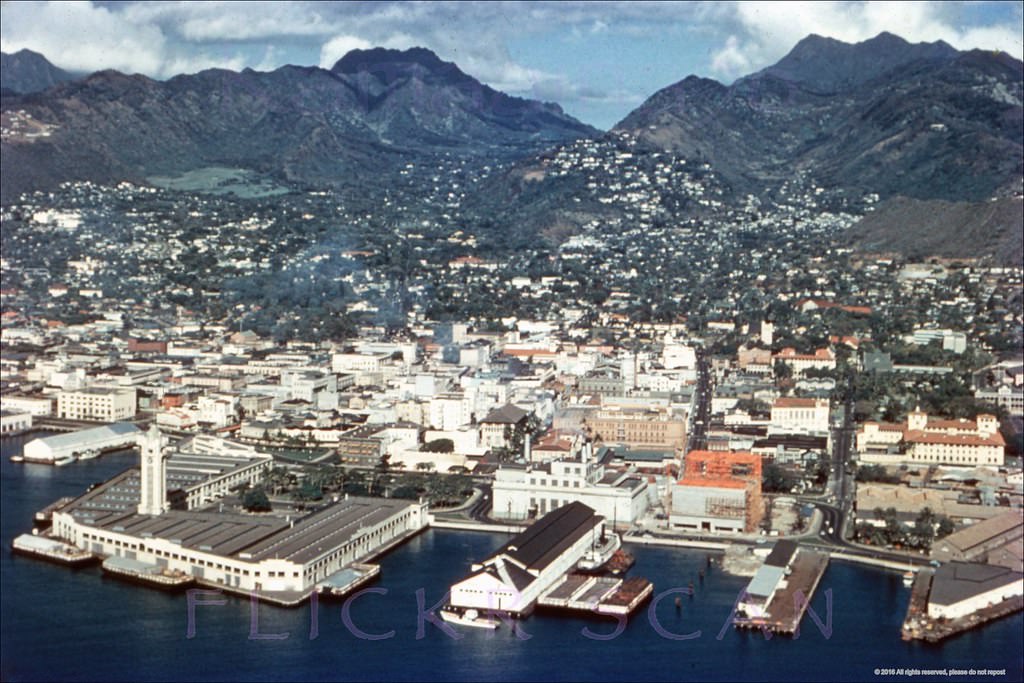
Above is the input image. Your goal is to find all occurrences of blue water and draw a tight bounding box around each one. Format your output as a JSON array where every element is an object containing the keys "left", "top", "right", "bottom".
[{"left": 2, "top": 434, "right": 1022, "bottom": 682}]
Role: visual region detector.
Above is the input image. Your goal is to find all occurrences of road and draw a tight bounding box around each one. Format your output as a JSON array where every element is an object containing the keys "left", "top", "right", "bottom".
[{"left": 685, "top": 348, "right": 712, "bottom": 454}]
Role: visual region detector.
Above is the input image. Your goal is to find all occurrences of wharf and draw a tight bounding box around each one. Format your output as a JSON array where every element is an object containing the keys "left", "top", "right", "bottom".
[
  {"left": 12, "top": 533, "right": 97, "bottom": 566},
  {"left": 538, "top": 573, "right": 654, "bottom": 617},
  {"left": 902, "top": 569, "right": 1024, "bottom": 642},
  {"left": 734, "top": 549, "right": 830, "bottom": 635}
]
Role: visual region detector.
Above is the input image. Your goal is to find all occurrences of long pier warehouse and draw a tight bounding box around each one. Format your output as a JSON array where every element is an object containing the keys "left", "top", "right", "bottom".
[{"left": 42, "top": 426, "right": 429, "bottom": 603}]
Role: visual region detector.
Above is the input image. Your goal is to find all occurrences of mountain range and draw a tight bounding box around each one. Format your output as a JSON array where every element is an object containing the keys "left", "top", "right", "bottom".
[
  {"left": 0, "top": 47, "right": 596, "bottom": 203},
  {"left": 0, "top": 49, "right": 78, "bottom": 95},
  {"left": 616, "top": 32, "right": 1022, "bottom": 202},
  {"left": 1, "top": 34, "right": 1022, "bottom": 261}
]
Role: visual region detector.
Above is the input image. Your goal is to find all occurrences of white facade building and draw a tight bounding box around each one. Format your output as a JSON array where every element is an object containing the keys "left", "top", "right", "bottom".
[
  {"left": 57, "top": 387, "right": 136, "bottom": 421},
  {"left": 491, "top": 442, "right": 650, "bottom": 525},
  {"left": 770, "top": 398, "right": 830, "bottom": 435}
]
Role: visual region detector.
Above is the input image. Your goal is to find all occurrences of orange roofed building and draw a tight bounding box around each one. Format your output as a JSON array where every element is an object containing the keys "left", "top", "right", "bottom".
[{"left": 670, "top": 451, "right": 764, "bottom": 533}]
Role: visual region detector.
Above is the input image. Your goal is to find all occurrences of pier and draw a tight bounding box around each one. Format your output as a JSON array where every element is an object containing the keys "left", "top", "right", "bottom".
[
  {"left": 537, "top": 573, "right": 655, "bottom": 616},
  {"left": 901, "top": 564, "right": 1024, "bottom": 642},
  {"left": 733, "top": 541, "right": 830, "bottom": 635}
]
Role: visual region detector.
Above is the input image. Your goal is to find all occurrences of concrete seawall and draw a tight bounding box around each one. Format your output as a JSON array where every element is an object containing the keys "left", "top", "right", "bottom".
[{"left": 429, "top": 520, "right": 526, "bottom": 534}]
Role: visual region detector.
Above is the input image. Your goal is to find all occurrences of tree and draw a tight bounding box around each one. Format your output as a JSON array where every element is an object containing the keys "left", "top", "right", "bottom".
[
  {"left": 422, "top": 438, "right": 455, "bottom": 453},
  {"left": 242, "top": 487, "right": 271, "bottom": 512},
  {"left": 774, "top": 360, "right": 793, "bottom": 381},
  {"left": 416, "top": 461, "right": 436, "bottom": 472},
  {"left": 763, "top": 462, "right": 797, "bottom": 493}
]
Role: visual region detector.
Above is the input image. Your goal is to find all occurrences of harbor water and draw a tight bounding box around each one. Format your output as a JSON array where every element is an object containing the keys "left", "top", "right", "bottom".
[{"left": 2, "top": 434, "right": 1022, "bottom": 682}]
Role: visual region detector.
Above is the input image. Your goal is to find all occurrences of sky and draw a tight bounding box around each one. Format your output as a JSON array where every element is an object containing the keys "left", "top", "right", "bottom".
[{"left": 2, "top": 1, "right": 1022, "bottom": 129}]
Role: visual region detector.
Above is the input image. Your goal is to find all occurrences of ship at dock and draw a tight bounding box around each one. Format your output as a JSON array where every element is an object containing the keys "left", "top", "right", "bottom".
[{"left": 12, "top": 533, "right": 97, "bottom": 567}]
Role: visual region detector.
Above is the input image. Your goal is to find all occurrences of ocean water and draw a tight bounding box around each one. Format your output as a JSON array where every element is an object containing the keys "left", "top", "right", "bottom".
[{"left": 2, "top": 434, "right": 1022, "bottom": 682}]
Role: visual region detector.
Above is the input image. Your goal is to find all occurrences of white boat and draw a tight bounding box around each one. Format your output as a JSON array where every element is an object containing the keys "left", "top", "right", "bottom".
[
  {"left": 902, "top": 570, "right": 915, "bottom": 587},
  {"left": 9, "top": 455, "right": 25, "bottom": 463},
  {"left": 77, "top": 450, "right": 100, "bottom": 460},
  {"left": 53, "top": 455, "right": 77, "bottom": 467},
  {"left": 439, "top": 608, "right": 500, "bottom": 630},
  {"left": 577, "top": 531, "right": 622, "bottom": 572}
]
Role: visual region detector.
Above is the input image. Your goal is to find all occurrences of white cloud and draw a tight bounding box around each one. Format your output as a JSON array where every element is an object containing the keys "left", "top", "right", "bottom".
[
  {"left": 319, "top": 35, "right": 374, "bottom": 69},
  {"left": 0, "top": 0, "right": 167, "bottom": 74},
  {"left": 711, "top": 35, "right": 752, "bottom": 76}
]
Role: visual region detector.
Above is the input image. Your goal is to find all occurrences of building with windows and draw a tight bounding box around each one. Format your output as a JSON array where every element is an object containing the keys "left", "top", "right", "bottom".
[
  {"left": 671, "top": 450, "right": 763, "bottom": 533},
  {"left": 47, "top": 429, "right": 427, "bottom": 601},
  {"left": 772, "top": 347, "right": 836, "bottom": 376},
  {"left": 1, "top": 410, "right": 32, "bottom": 435},
  {"left": 479, "top": 403, "right": 530, "bottom": 449},
  {"left": 857, "top": 408, "right": 1004, "bottom": 466},
  {"left": 770, "top": 397, "right": 830, "bottom": 435},
  {"left": 491, "top": 440, "right": 650, "bottom": 524},
  {"left": 449, "top": 502, "right": 605, "bottom": 616},
  {"left": 57, "top": 387, "right": 136, "bottom": 421},
  {"left": 584, "top": 406, "right": 686, "bottom": 451}
]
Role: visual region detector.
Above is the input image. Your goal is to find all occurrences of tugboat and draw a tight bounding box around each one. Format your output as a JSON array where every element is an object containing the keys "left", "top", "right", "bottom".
[
  {"left": 438, "top": 607, "right": 500, "bottom": 630},
  {"left": 577, "top": 528, "right": 622, "bottom": 573}
]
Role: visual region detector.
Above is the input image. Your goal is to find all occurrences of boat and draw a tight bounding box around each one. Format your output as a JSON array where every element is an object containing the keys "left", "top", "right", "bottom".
[
  {"left": 9, "top": 454, "right": 25, "bottom": 463},
  {"left": 577, "top": 531, "right": 622, "bottom": 573},
  {"left": 12, "top": 533, "right": 96, "bottom": 566},
  {"left": 903, "top": 570, "right": 915, "bottom": 587},
  {"left": 606, "top": 549, "right": 636, "bottom": 576},
  {"left": 77, "top": 449, "right": 100, "bottom": 460},
  {"left": 101, "top": 556, "right": 194, "bottom": 590},
  {"left": 438, "top": 607, "right": 500, "bottom": 630},
  {"left": 53, "top": 455, "right": 76, "bottom": 467}
]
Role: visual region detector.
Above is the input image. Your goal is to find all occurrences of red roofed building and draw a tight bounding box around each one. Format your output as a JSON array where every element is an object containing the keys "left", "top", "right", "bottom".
[
  {"left": 772, "top": 347, "right": 836, "bottom": 375},
  {"left": 858, "top": 408, "right": 1004, "bottom": 466},
  {"left": 671, "top": 451, "right": 763, "bottom": 533}
]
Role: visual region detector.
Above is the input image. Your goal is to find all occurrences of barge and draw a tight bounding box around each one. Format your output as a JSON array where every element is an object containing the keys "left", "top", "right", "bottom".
[{"left": 11, "top": 533, "right": 97, "bottom": 566}]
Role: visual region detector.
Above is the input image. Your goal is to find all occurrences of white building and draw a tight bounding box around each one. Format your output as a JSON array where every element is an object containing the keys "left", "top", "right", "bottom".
[
  {"left": 23, "top": 422, "right": 141, "bottom": 463},
  {"left": 772, "top": 348, "right": 836, "bottom": 376},
  {"left": 57, "top": 387, "right": 136, "bottom": 421},
  {"left": 857, "top": 409, "right": 1004, "bottom": 466},
  {"left": 0, "top": 410, "right": 32, "bottom": 434},
  {"left": 770, "top": 397, "right": 830, "bottom": 435},
  {"left": 491, "top": 441, "right": 650, "bottom": 525},
  {"left": 927, "top": 562, "right": 1023, "bottom": 620},
  {"left": 1, "top": 395, "right": 54, "bottom": 416},
  {"left": 449, "top": 502, "right": 605, "bottom": 616}
]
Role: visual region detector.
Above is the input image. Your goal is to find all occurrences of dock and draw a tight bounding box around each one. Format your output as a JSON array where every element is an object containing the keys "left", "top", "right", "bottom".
[
  {"left": 734, "top": 543, "right": 830, "bottom": 635},
  {"left": 538, "top": 573, "right": 654, "bottom": 616},
  {"left": 12, "top": 533, "right": 97, "bottom": 566},
  {"left": 901, "top": 566, "right": 1024, "bottom": 642}
]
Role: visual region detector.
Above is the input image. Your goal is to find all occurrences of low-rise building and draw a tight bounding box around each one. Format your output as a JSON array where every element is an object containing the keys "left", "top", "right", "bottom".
[
  {"left": 57, "top": 387, "right": 137, "bottom": 421},
  {"left": 857, "top": 408, "right": 1004, "bottom": 466},
  {"left": 671, "top": 450, "right": 763, "bottom": 533},
  {"left": 449, "top": 502, "right": 605, "bottom": 616},
  {"left": 927, "top": 562, "right": 1023, "bottom": 620},
  {"left": 770, "top": 397, "right": 830, "bottom": 435}
]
